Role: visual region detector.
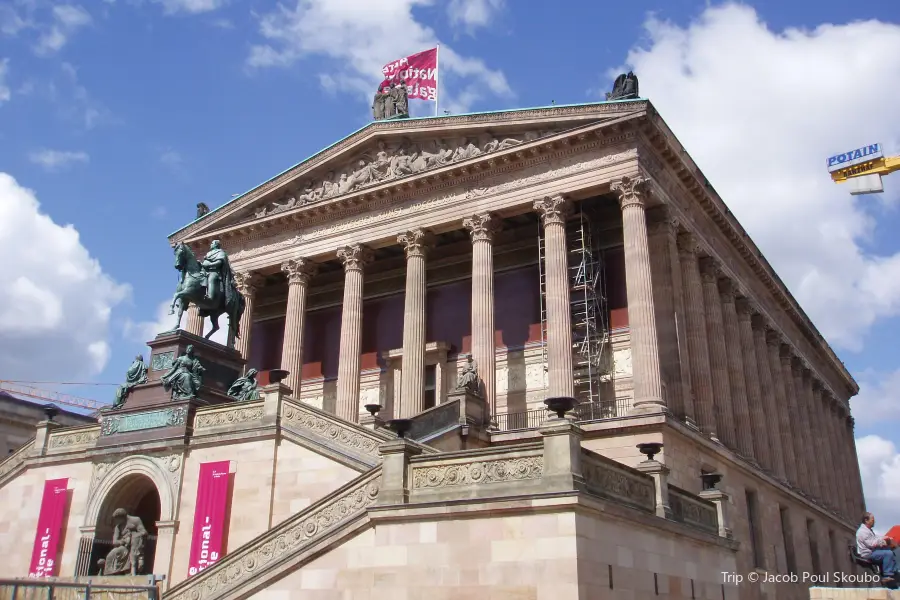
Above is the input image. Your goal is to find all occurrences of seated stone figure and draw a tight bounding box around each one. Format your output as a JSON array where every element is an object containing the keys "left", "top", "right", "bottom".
[
  {"left": 102, "top": 508, "right": 147, "bottom": 576},
  {"left": 112, "top": 355, "right": 148, "bottom": 409},
  {"left": 227, "top": 368, "right": 260, "bottom": 402},
  {"left": 456, "top": 355, "right": 480, "bottom": 395}
]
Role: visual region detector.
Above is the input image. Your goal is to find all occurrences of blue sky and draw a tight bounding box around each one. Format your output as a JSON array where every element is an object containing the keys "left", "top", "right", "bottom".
[{"left": 2, "top": 0, "right": 900, "bottom": 524}]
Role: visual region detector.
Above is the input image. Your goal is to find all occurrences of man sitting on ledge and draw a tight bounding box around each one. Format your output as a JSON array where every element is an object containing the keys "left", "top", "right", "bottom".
[{"left": 858, "top": 512, "right": 897, "bottom": 581}]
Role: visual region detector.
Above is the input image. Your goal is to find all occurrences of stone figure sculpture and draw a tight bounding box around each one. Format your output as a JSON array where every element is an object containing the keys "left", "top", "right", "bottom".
[
  {"left": 607, "top": 71, "right": 639, "bottom": 100},
  {"left": 102, "top": 509, "right": 147, "bottom": 576},
  {"left": 196, "top": 202, "right": 210, "bottom": 218},
  {"left": 227, "top": 368, "right": 260, "bottom": 402},
  {"left": 249, "top": 132, "right": 541, "bottom": 218},
  {"left": 372, "top": 87, "right": 386, "bottom": 120},
  {"left": 168, "top": 240, "right": 245, "bottom": 344},
  {"left": 382, "top": 85, "right": 396, "bottom": 119},
  {"left": 391, "top": 81, "right": 409, "bottom": 117},
  {"left": 112, "top": 355, "right": 148, "bottom": 409},
  {"left": 373, "top": 81, "right": 409, "bottom": 120},
  {"left": 161, "top": 344, "right": 205, "bottom": 401},
  {"left": 456, "top": 355, "right": 480, "bottom": 395}
]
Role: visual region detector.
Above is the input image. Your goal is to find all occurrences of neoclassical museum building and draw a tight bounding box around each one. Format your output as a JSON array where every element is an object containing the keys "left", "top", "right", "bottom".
[{"left": 0, "top": 99, "right": 866, "bottom": 600}]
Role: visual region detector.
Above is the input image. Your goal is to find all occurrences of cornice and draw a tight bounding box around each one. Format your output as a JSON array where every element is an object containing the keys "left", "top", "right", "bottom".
[
  {"left": 170, "top": 101, "right": 648, "bottom": 244},
  {"left": 636, "top": 109, "right": 857, "bottom": 398}
]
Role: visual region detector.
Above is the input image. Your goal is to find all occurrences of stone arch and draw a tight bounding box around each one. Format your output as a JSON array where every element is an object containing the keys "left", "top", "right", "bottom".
[{"left": 86, "top": 455, "right": 177, "bottom": 529}]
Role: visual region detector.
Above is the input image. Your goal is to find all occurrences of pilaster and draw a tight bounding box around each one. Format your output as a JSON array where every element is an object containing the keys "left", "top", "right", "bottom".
[
  {"left": 767, "top": 330, "right": 798, "bottom": 486},
  {"left": 794, "top": 361, "right": 822, "bottom": 501},
  {"left": 780, "top": 345, "right": 809, "bottom": 493},
  {"left": 811, "top": 382, "right": 837, "bottom": 512},
  {"left": 718, "top": 278, "right": 755, "bottom": 461},
  {"left": 398, "top": 229, "right": 430, "bottom": 418},
  {"left": 699, "top": 257, "right": 735, "bottom": 448},
  {"left": 336, "top": 244, "right": 373, "bottom": 423},
  {"left": 233, "top": 271, "right": 263, "bottom": 363},
  {"left": 463, "top": 213, "right": 500, "bottom": 424},
  {"left": 736, "top": 298, "right": 770, "bottom": 470},
  {"left": 611, "top": 177, "right": 665, "bottom": 412},
  {"left": 752, "top": 315, "right": 787, "bottom": 481}
]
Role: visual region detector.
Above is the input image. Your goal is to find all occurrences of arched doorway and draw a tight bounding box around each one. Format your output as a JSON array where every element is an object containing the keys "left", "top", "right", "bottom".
[{"left": 88, "top": 474, "right": 161, "bottom": 576}]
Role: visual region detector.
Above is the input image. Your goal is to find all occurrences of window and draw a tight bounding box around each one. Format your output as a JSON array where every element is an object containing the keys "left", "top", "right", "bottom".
[
  {"left": 423, "top": 365, "right": 437, "bottom": 410},
  {"left": 807, "top": 519, "right": 821, "bottom": 574},
  {"left": 780, "top": 506, "right": 797, "bottom": 573},
  {"left": 746, "top": 491, "right": 765, "bottom": 569}
]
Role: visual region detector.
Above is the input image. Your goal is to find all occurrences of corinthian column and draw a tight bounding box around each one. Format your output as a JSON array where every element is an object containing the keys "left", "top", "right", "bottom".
[
  {"left": 611, "top": 177, "right": 664, "bottom": 411},
  {"left": 234, "top": 271, "right": 263, "bottom": 363},
  {"left": 752, "top": 315, "right": 787, "bottom": 480},
  {"left": 398, "top": 229, "right": 430, "bottom": 418},
  {"left": 719, "top": 281, "right": 755, "bottom": 461},
  {"left": 780, "top": 346, "right": 810, "bottom": 492},
  {"left": 463, "top": 213, "right": 500, "bottom": 421},
  {"left": 699, "top": 258, "right": 735, "bottom": 448},
  {"left": 336, "top": 244, "right": 373, "bottom": 423},
  {"left": 846, "top": 415, "right": 865, "bottom": 516},
  {"left": 812, "top": 383, "right": 837, "bottom": 511},
  {"left": 736, "top": 298, "right": 769, "bottom": 469},
  {"left": 797, "top": 367, "right": 822, "bottom": 500},
  {"left": 767, "top": 330, "right": 797, "bottom": 485},
  {"left": 279, "top": 259, "right": 316, "bottom": 397},
  {"left": 830, "top": 402, "right": 853, "bottom": 517},
  {"left": 677, "top": 233, "right": 717, "bottom": 438},
  {"left": 186, "top": 305, "right": 204, "bottom": 336},
  {"left": 533, "top": 195, "right": 574, "bottom": 397}
]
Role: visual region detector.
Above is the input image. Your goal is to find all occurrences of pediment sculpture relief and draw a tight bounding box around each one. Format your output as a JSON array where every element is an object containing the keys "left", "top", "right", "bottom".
[{"left": 249, "top": 131, "right": 551, "bottom": 221}]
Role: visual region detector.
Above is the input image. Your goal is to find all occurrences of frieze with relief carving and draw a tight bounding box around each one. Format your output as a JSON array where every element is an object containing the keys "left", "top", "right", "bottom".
[
  {"left": 194, "top": 403, "right": 265, "bottom": 430},
  {"left": 281, "top": 400, "right": 383, "bottom": 458},
  {"left": 412, "top": 455, "right": 544, "bottom": 489},
  {"left": 247, "top": 133, "right": 550, "bottom": 221},
  {"left": 581, "top": 450, "right": 654, "bottom": 511},
  {"left": 48, "top": 427, "right": 100, "bottom": 450},
  {"left": 230, "top": 147, "right": 639, "bottom": 262}
]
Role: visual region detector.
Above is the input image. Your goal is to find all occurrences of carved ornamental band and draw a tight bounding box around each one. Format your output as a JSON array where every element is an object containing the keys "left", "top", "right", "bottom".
[
  {"left": 533, "top": 195, "right": 570, "bottom": 226},
  {"left": 281, "top": 257, "right": 317, "bottom": 285},
  {"left": 397, "top": 228, "right": 431, "bottom": 259},
  {"left": 337, "top": 244, "right": 373, "bottom": 272},
  {"left": 462, "top": 213, "right": 501, "bottom": 243},
  {"left": 611, "top": 176, "right": 649, "bottom": 210}
]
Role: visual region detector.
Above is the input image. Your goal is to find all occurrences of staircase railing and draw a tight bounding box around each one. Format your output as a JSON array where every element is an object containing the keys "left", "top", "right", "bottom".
[
  {"left": 0, "top": 578, "right": 159, "bottom": 600},
  {"left": 0, "top": 439, "right": 34, "bottom": 488},
  {"left": 163, "top": 467, "right": 381, "bottom": 600}
]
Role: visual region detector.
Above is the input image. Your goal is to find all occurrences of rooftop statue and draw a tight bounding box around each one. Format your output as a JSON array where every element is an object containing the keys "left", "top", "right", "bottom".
[
  {"left": 227, "top": 368, "right": 260, "bottom": 402},
  {"left": 101, "top": 509, "right": 147, "bottom": 576},
  {"left": 373, "top": 81, "right": 409, "bottom": 120},
  {"left": 161, "top": 344, "right": 205, "bottom": 401},
  {"left": 196, "top": 202, "right": 210, "bottom": 219},
  {"left": 607, "top": 71, "right": 639, "bottom": 101},
  {"left": 112, "top": 355, "right": 148, "bottom": 409},
  {"left": 168, "top": 239, "right": 245, "bottom": 344}
]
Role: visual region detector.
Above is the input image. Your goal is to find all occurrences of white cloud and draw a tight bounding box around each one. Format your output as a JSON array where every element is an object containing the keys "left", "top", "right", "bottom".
[
  {"left": 28, "top": 149, "right": 89, "bottom": 171},
  {"left": 619, "top": 4, "right": 900, "bottom": 351},
  {"left": 851, "top": 369, "right": 900, "bottom": 428},
  {"left": 0, "top": 58, "right": 9, "bottom": 104},
  {"left": 124, "top": 299, "right": 229, "bottom": 348},
  {"left": 152, "top": 0, "right": 227, "bottom": 15},
  {"left": 856, "top": 435, "right": 900, "bottom": 532},
  {"left": 0, "top": 173, "right": 129, "bottom": 381},
  {"left": 35, "top": 4, "right": 92, "bottom": 55},
  {"left": 247, "top": 0, "right": 513, "bottom": 114},
  {"left": 447, "top": 0, "right": 503, "bottom": 31}
]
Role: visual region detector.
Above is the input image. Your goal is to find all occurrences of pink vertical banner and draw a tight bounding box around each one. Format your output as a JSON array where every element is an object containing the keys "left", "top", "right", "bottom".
[
  {"left": 187, "top": 461, "right": 232, "bottom": 577},
  {"left": 28, "top": 478, "right": 69, "bottom": 578}
]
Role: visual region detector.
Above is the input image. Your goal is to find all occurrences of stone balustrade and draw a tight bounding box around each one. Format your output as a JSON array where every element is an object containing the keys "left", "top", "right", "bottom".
[
  {"left": 0, "top": 438, "right": 34, "bottom": 486},
  {"left": 45, "top": 425, "right": 101, "bottom": 454},
  {"left": 668, "top": 485, "right": 718, "bottom": 535},
  {"left": 581, "top": 448, "right": 656, "bottom": 513},
  {"left": 192, "top": 401, "right": 265, "bottom": 430}
]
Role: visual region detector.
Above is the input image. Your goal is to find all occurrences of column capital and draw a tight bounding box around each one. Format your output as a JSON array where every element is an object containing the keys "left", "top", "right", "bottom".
[
  {"left": 765, "top": 327, "right": 783, "bottom": 347},
  {"left": 698, "top": 256, "right": 721, "bottom": 283},
  {"left": 717, "top": 277, "right": 737, "bottom": 302},
  {"left": 234, "top": 271, "right": 264, "bottom": 296},
  {"left": 533, "top": 195, "right": 570, "bottom": 226},
  {"left": 676, "top": 231, "right": 701, "bottom": 256},
  {"left": 791, "top": 356, "right": 805, "bottom": 374},
  {"left": 735, "top": 296, "right": 754, "bottom": 320},
  {"left": 280, "top": 258, "right": 317, "bottom": 285},
  {"left": 611, "top": 175, "right": 650, "bottom": 210},
  {"left": 337, "top": 244, "right": 373, "bottom": 272},
  {"left": 646, "top": 206, "right": 680, "bottom": 237},
  {"left": 750, "top": 312, "right": 768, "bottom": 331},
  {"left": 397, "top": 228, "right": 432, "bottom": 259},
  {"left": 462, "top": 213, "right": 501, "bottom": 243}
]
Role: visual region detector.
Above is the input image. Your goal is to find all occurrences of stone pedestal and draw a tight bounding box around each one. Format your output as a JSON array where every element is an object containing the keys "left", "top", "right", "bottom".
[
  {"left": 97, "top": 330, "right": 245, "bottom": 447},
  {"left": 378, "top": 438, "right": 422, "bottom": 505},
  {"left": 698, "top": 488, "right": 731, "bottom": 538},
  {"left": 539, "top": 418, "right": 584, "bottom": 492},
  {"left": 635, "top": 459, "right": 672, "bottom": 519}
]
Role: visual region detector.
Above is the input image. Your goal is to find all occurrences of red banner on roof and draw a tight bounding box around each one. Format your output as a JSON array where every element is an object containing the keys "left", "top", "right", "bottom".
[
  {"left": 28, "top": 478, "right": 69, "bottom": 578},
  {"left": 381, "top": 47, "right": 438, "bottom": 101}
]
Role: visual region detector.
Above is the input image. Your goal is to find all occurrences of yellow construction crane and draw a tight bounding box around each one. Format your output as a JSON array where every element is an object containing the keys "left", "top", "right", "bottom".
[
  {"left": 828, "top": 142, "right": 900, "bottom": 194},
  {"left": 0, "top": 380, "right": 110, "bottom": 414}
]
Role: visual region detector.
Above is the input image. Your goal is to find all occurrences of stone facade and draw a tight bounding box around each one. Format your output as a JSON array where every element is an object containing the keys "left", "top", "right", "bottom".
[{"left": 0, "top": 391, "right": 94, "bottom": 456}]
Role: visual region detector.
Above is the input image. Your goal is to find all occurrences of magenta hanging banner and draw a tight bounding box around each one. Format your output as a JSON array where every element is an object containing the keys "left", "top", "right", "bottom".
[
  {"left": 28, "top": 478, "right": 69, "bottom": 578},
  {"left": 187, "top": 461, "right": 232, "bottom": 577}
]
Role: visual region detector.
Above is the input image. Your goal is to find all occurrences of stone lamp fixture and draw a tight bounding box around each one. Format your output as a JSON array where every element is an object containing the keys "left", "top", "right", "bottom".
[
  {"left": 364, "top": 403, "right": 383, "bottom": 417},
  {"left": 43, "top": 403, "right": 59, "bottom": 423},
  {"left": 544, "top": 396, "right": 578, "bottom": 419},
  {"left": 637, "top": 442, "right": 663, "bottom": 462},
  {"left": 387, "top": 418, "right": 413, "bottom": 438},
  {"left": 267, "top": 369, "right": 290, "bottom": 385},
  {"left": 700, "top": 472, "right": 723, "bottom": 490}
]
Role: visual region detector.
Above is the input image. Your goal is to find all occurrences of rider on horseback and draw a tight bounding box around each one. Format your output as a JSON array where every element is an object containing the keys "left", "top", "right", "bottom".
[{"left": 201, "top": 240, "right": 228, "bottom": 303}]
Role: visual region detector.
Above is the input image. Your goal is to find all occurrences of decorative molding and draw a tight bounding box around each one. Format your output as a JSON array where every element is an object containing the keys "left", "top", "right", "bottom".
[
  {"left": 397, "top": 228, "right": 431, "bottom": 259},
  {"left": 48, "top": 426, "right": 100, "bottom": 450},
  {"left": 337, "top": 244, "right": 373, "bottom": 272},
  {"left": 100, "top": 407, "right": 187, "bottom": 436},
  {"left": 164, "top": 469, "right": 381, "bottom": 600},
  {"left": 194, "top": 403, "right": 265, "bottom": 430},
  {"left": 581, "top": 450, "right": 655, "bottom": 511},
  {"left": 85, "top": 453, "right": 183, "bottom": 526},
  {"left": 533, "top": 195, "right": 570, "bottom": 227},
  {"left": 462, "top": 213, "right": 501, "bottom": 243},
  {"left": 281, "top": 400, "right": 383, "bottom": 459},
  {"left": 611, "top": 175, "right": 649, "bottom": 210},
  {"left": 412, "top": 455, "right": 543, "bottom": 489},
  {"left": 280, "top": 258, "right": 317, "bottom": 286}
]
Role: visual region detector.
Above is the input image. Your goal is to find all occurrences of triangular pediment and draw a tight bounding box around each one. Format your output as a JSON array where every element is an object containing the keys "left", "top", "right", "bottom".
[{"left": 170, "top": 101, "right": 647, "bottom": 244}]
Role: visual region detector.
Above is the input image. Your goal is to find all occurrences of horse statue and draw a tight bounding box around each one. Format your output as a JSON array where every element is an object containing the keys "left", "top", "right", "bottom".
[{"left": 168, "top": 241, "right": 245, "bottom": 344}]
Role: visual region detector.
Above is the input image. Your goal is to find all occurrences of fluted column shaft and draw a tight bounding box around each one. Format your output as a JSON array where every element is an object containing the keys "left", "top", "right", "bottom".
[
  {"left": 336, "top": 245, "right": 372, "bottom": 423},
  {"left": 737, "top": 299, "right": 770, "bottom": 469},
  {"left": 780, "top": 347, "right": 810, "bottom": 492},
  {"left": 812, "top": 385, "right": 837, "bottom": 511},
  {"left": 832, "top": 404, "right": 854, "bottom": 518},
  {"left": 768, "top": 332, "right": 798, "bottom": 485},
  {"left": 719, "top": 281, "right": 755, "bottom": 460},
  {"left": 186, "top": 305, "right": 204, "bottom": 336},
  {"left": 678, "top": 235, "right": 716, "bottom": 438},
  {"left": 824, "top": 403, "right": 845, "bottom": 517},
  {"left": 279, "top": 260, "right": 315, "bottom": 396},
  {"left": 795, "top": 366, "right": 822, "bottom": 500},
  {"left": 533, "top": 196, "right": 574, "bottom": 397},
  {"left": 752, "top": 317, "right": 787, "bottom": 480},
  {"left": 463, "top": 214, "right": 499, "bottom": 421},
  {"left": 612, "top": 177, "right": 664, "bottom": 410},
  {"left": 699, "top": 258, "right": 735, "bottom": 448},
  {"left": 398, "top": 229, "right": 429, "bottom": 418},
  {"left": 846, "top": 416, "right": 865, "bottom": 515},
  {"left": 234, "top": 272, "right": 262, "bottom": 363}
]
